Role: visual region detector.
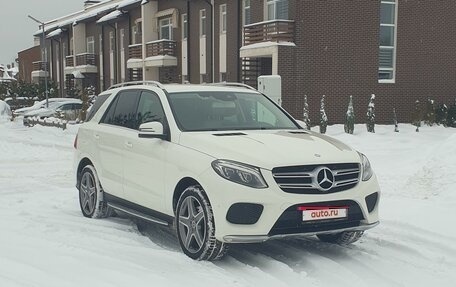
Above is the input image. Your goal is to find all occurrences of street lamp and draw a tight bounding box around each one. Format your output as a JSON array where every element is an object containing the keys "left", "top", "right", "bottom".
[{"left": 28, "top": 15, "right": 49, "bottom": 108}]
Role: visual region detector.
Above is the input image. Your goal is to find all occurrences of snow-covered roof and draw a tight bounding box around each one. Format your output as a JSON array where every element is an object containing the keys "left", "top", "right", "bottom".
[
  {"left": 118, "top": 0, "right": 142, "bottom": 10},
  {"left": 47, "top": 28, "right": 63, "bottom": 38},
  {"left": 96, "top": 10, "right": 124, "bottom": 24}
]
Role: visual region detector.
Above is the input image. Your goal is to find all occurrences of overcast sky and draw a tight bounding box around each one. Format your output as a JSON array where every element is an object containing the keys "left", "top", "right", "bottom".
[{"left": 0, "top": 0, "right": 84, "bottom": 66}]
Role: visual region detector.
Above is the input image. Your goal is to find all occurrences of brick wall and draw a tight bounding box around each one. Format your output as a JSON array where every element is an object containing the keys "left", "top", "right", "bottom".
[
  {"left": 17, "top": 46, "right": 41, "bottom": 83},
  {"left": 280, "top": 0, "right": 456, "bottom": 124}
]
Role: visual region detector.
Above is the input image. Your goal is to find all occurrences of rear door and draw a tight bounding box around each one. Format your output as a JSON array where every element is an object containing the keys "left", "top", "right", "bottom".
[
  {"left": 95, "top": 90, "right": 140, "bottom": 198},
  {"left": 122, "top": 90, "right": 168, "bottom": 211}
]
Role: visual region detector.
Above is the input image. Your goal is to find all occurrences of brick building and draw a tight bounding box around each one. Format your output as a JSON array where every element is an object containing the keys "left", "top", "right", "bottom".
[
  {"left": 29, "top": 0, "right": 456, "bottom": 123},
  {"left": 17, "top": 46, "right": 41, "bottom": 83}
]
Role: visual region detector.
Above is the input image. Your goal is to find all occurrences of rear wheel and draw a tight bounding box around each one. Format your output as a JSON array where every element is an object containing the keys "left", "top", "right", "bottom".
[
  {"left": 78, "top": 165, "right": 111, "bottom": 219},
  {"left": 317, "top": 231, "right": 364, "bottom": 245},
  {"left": 175, "top": 186, "right": 228, "bottom": 261}
]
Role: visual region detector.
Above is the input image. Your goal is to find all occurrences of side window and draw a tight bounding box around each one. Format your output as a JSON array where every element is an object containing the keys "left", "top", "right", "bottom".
[
  {"left": 59, "top": 104, "right": 74, "bottom": 111},
  {"left": 135, "top": 91, "right": 165, "bottom": 129},
  {"left": 101, "top": 90, "right": 140, "bottom": 129},
  {"left": 87, "top": 94, "right": 110, "bottom": 121}
]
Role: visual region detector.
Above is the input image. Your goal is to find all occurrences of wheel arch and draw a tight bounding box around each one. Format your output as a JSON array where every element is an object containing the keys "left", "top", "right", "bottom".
[
  {"left": 172, "top": 177, "right": 201, "bottom": 212},
  {"left": 76, "top": 157, "right": 94, "bottom": 189}
]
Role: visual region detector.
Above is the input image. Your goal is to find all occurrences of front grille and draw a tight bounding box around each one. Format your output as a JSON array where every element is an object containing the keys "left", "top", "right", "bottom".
[{"left": 272, "top": 163, "right": 360, "bottom": 194}]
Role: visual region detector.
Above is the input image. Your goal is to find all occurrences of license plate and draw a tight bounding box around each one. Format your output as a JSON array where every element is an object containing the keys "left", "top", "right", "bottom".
[{"left": 301, "top": 207, "right": 348, "bottom": 222}]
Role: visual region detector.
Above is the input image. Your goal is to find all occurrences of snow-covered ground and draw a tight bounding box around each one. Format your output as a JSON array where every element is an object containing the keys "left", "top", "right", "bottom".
[{"left": 1, "top": 119, "right": 455, "bottom": 287}]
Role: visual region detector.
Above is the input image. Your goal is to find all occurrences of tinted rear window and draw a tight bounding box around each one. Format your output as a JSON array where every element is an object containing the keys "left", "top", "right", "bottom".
[{"left": 86, "top": 94, "right": 110, "bottom": 121}]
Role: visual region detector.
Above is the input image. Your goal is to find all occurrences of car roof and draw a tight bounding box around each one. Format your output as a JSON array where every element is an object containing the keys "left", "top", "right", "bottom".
[{"left": 105, "top": 83, "right": 260, "bottom": 95}]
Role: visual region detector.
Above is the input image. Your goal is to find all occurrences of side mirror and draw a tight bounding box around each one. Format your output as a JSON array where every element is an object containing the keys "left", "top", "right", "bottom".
[{"left": 138, "top": 121, "right": 166, "bottom": 139}]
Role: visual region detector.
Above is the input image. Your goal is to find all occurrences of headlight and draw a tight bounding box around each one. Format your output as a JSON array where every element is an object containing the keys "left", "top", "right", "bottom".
[
  {"left": 359, "top": 153, "right": 373, "bottom": 181},
  {"left": 212, "top": 160, "right": 268, "bottom": 189}
]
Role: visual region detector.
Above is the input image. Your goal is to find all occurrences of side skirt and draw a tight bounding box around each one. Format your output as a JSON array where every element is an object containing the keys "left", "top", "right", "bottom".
[{"left": 104, "top": 193, "right": 175, "bottom": 227}]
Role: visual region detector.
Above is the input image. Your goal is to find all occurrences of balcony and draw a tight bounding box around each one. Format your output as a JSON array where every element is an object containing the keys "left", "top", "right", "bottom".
[
  {"left": 31, "top": 61, "right": 49, "bottom": 79},
  {"left": 144, "top": 40, "right": 178, "bottom": 67},
  {"left": 146, "top": 40, "right": 177, "bottom": 57},
  {"left": 64, "top": 54, "right": 98, "bottom": 75},
  {"left": 65, "top": 56, "right": 74, "bottom": 67},
  {"left": 75, "top": 53, "right": 96, "bottom": 66},
  {"left": 32, "top": 61, "right": 49, "bottom": 72},
  {"left": 128, "top": 44, "right": 143, "bottom": 59},
  {"left": 243, "top": 20, "right": 295, "bottom": 46}
]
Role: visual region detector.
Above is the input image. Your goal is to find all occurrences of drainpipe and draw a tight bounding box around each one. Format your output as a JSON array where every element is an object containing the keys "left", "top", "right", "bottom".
[
  {"left": 101, "top": 25, "right": 105, "bottom": 91},
  {"left": 187, "top": 0, "right": 191, "bottom": 83},
  {"left": 202, "top": 0, "right": 214, "bottom": 83},
  {"left": 237, "top": 0, "right": 241, "bottom": 82},
  {"left": 108, "top": 23, "right": 118, "bottom": 84}
]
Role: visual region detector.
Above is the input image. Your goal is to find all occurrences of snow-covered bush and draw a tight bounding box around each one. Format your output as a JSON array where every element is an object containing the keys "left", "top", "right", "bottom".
[
  {"left": 412, "top": 100, "right": 422, "bottom": 132},
  {"left": 447, "top": 98, "right": 456, "bottom": 127},
  {"left": 344, "top": 95, "right": 355, "bottom": 134},
  {"left": 366, "top": 94, "right": 375, "bottom": 133},
  {"left": 393, "top": 108, "right": 399, "bottom": 132},
  {"left": 319, "top": 95, "right": 328, "bottom": 134},
  {"left": 423, "top": 98, "right": 436, "bottom": 126},
  {"left": 0, "top": 100, "right": 12, "bottom": 121},
  {"left": 435, "top": 103, "right": 448, "bottom": 126},
  {"left": 302, "top": 95, "right": 311, "bottom": 130}
]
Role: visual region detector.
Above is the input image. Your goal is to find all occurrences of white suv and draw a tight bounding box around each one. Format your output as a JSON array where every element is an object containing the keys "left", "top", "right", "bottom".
[{"left": 74, "top": 82, "right": 380, "bottom": 261}]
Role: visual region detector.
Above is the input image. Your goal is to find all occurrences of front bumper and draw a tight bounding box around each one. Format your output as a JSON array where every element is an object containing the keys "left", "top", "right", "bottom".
[
  {"left": 224, "top": 221, "right": 379, "bottom": 243},
  {"left": 198, "top": 168, "right": 381, "bottom": 243}
]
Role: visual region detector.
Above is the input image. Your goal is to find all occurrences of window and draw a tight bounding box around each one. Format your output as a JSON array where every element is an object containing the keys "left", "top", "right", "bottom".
[
  {"left": 70, "top": 37, "right": 74, "bottom": 55},
  {"left": 120, "top": 29, "right": 125, "bottom": 51},
  {"left": 379, "top": 0, "right": 397, "bottom": 82},
  {"left": 136, "top": 91, "right": 166, "bottom": 129},
  {"left": 102, "top": 90, "right": 140, "bottom": 129},
  {"left": 99, "top": 34, "right": 103, "bottom": 54},
  {"left": 220, "top": 72, "right": 227, "bottom": 82},
  {"left": 132, "top": 21, "right": 142, "bottom": 44},
  {"left": 266, "top": 0, "right": 288, "bottom": 20},
  {"left": 109, "top": 31, "right": 115, "bottom": 52},
  {"left": 220, "top": 4, "right": 227, "bottom": 33},
  {"left": 167, "top": 91, "right": 298, "bottom": 132},
  {"left": 86, "top": 36, "right": 95, "bottom": 54},
  {"left": 159, "top": 18, "right": 173, "bottom": 40},
  {"left": 86, "top": 94, "right": 110, "bottom": 121},
  {"left": 200, "top": 9, "right": 206, "bottom": 37},
  {"left": 182, "top": 14, "right": 188, "bottom": 40},
  {"left": 244, "top": 0, "right": 251, "bottom": 25}
]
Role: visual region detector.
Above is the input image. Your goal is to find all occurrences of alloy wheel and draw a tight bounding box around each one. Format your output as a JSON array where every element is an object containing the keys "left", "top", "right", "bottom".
[
  {"left": 178, "top": 196, "right": 207, "bottom": 253},
  {"left": 80, "top": 172, "right": 97, "bottom": 215}
]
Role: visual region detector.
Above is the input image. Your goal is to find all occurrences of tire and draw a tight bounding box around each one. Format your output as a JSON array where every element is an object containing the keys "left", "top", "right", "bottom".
[
  {"left": 175, "top": 186, "right": 228, "bottom": 261},
  {"left": 78, "top": 165, "right": 111, "bottom": 219},
  {"left": 317, "top": 231, "right": 364, "bottom": 245}
]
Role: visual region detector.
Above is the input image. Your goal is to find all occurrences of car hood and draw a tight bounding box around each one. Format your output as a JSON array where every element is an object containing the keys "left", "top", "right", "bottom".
[{"left": 178, "top": 130, "right": 361, "bottom": 170}]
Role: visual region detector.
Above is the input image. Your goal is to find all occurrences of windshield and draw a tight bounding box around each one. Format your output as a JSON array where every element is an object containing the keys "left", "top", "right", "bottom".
[{"left": 167, "top": 91, "right": 299, "bottom": 131}]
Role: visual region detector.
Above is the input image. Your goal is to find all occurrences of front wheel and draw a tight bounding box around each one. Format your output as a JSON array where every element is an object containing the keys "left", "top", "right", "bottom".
[
  {"left": 78, "top": 165, "right": 111, "bottom": 219},
  {"left": 175, "top": 186, "right": 228, "bottom": 261},
  {"left": 317, "top": 231, "right": 364, "bottom": 245}
]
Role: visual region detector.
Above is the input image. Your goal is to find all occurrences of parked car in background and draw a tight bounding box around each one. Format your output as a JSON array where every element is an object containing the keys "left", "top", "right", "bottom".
[
  {"left": 4, "top": 97, "right": 38, "bottom": 111},
  {"left": 74, "top": 81, "right": 380, "bottom": 261},
  {"left": 23, "top": 99, "right": 82, "bottom": 123},
  {"left": 14, "top": 98, "right": 78, "bottom": 117}
]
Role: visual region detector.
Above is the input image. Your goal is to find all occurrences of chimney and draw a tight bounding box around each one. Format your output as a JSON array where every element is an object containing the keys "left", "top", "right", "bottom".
[{"left": 84, "top": 0, "right": 101, "bottom": 9}]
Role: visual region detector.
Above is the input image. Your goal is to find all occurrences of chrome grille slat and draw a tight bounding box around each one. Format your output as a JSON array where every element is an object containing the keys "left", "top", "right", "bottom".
[{"left": 272, "top": 163, "right": 360, "bottom": 194}]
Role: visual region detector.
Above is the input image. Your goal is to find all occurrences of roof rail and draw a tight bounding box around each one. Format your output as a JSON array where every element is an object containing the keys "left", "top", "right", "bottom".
[
  {"left": 107, "top": 81, "right": 166, "bottom": 90},
  {"left": 206, "top": 82, "right": 257, "bottom": 91}
]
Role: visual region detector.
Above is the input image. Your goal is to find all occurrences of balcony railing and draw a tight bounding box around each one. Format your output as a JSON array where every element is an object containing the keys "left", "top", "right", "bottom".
[
  {"left": 128, "top": 44, "right": 143, "bottom": 59},
  {"left": 32, "top": 61, "right": 49, "bottom": 71},
  {"left": 66, "top": 55, "right": 74, "bottom": 67},
  {"left": 243, "top": 20, "right": 295, "bottom": 46},
  {"left": 146, "top": 40, "right": 177, "bottom": 57},
  {"left": 76, "top": 53, "right": 96, "bottom": 66}
]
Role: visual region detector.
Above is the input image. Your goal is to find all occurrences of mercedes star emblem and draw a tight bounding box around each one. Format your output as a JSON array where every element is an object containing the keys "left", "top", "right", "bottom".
[{"left": 316, "top": 167, "right": 335, "bottom": 191}]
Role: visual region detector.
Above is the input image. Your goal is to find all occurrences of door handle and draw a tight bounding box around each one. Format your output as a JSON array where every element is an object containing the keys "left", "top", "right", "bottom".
[
  {"left": 125, "top": 142, "right": 133, "bottom": 149},
  {"left": 94, "top": 134, "right": 100, "bottom": 140}
]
